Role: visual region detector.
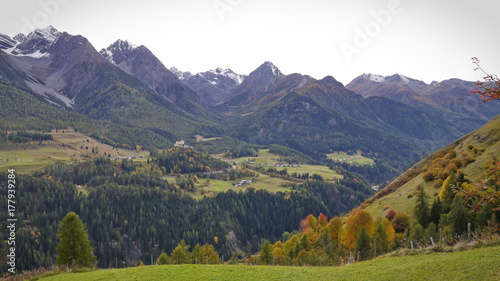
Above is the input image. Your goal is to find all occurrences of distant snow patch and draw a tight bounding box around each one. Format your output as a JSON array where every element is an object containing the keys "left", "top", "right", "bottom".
[
  {"left": 398, "top": 74, "right": 410, "bottom": 84},
  {"left": 22, "top": 50, "right": 49, "bottom": 58},
  {"left": 125, "top": 39, "right": 138, "bottom": 49},
  {"left": 25, "top": 79, "right": 73, "bottom": 108},
  {"left": 369, "top": 74, "right": 385, "bottom": 83}
]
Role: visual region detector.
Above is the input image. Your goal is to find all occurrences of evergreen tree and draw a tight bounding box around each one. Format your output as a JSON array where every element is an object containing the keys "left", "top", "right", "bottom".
[
  {"left": 429, "top": 198, "right": 442, "bottom": 226},
  {"left": 408, "top": 223, "right": 425, "bottom": 246},
  {"left": 157, "top": 252, "right": 169, "bottom": 265},
  {"left": 191, "top": 244, "right": 202, "bottom": 264},
  {"left": 354, "top": 227, "right": 371, "bottom": 261},
  {"left": 56, "top": 212, "right": 96, "bottom": 268},
  {"left": 259, "top": 240, "right": 273, "bottom": 265},
  {"left": 426, "top": 222, "right": 438, "bottom": 243},
  {"left": 373, "top": 220, "right": 387, "bottom": 254},
  {"left": 171, "top": 240, "right": 190, "bottom": 264},
  {"left": 229, "top": 252, "right": 239, "bottom": 265},
  {"left": 414, "top": 188, "right": 430, "bottom": 228},
  {"left": 448, "top": 195, "right": 470, "bottom": 234}
]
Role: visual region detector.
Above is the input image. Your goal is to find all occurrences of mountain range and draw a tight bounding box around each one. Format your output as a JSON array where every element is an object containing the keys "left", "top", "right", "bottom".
[{"left": 1, "top": 26, "right": 499, "bottom": 171}]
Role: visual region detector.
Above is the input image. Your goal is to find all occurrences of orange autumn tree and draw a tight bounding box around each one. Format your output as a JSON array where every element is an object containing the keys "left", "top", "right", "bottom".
[
  {"left": 317, "top": 213, "right": 329, "bottom": 229},
  {"left": 300, "top": 214, "right": 318, "bottom": 232},
  {"left": 471, "top": 57, "right": 500, "bottom": 102},
  {"left": 343, "top": 209, "right": 374, "bottom": 249},
  {"left": 327, "top": 217, "right": 344, "bottom": 248}
]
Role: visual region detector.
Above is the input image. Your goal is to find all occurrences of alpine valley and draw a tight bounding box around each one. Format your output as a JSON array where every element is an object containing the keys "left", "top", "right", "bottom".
[{"left": 0, "top": 26, "right": 499, "bottom": 275}]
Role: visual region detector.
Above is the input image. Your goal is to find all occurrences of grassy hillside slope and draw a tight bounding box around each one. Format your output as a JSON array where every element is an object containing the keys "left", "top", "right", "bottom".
[
  {"left": 37, "top": 246, "right": 500, "bottom": 281},
  {"left": 363, "top": 114, "right": 500, "bottom": 218}
]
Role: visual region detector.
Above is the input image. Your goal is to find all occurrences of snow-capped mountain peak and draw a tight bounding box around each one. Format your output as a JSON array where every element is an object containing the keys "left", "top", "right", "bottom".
[
  {"left": 113, "top": 39, "right": 139, "bottom": 51},
  {"left": 171, "top": 67, "right": 245, "bottom": 86},
  {"left": 32, "top": 25, "right": 61, "bottom": 43},
  {"left": 206, "top": 67, "right": 245, "bottom": 85},
  {"left": 361, "top": 73, "right": 386, "bottom": 83},
  {"left": 263, "top": 61, "right": 282, "bottom": 76},
  {"left": 1, "top": 25, "right": 61, "bottom": 57},
  {"left": 396, "top": 73, "right": 410, "bottom": 84},
  {"left": 99, "top": 39, "right": 142, "bottom": 65},
  {"left": 169, "top": 67, "right": 193, "bottom": 81}
]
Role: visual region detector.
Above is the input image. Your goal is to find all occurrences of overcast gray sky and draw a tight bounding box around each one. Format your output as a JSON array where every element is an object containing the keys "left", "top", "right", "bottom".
[{"left": 1, "top": 0, "right": 498, "bottom": 84}]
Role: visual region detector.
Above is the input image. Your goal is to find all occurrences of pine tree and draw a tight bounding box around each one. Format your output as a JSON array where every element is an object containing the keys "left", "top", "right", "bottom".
[
  {"left": 157, "top": 252, "right": 169, "bottom": 265},
  {"left": 448, "top": 195, "right": 470, "bottom": 234},
  {"left": 56, "top": 212, "right": 96, "bottom": 268},
  {"left": 259, "top": 240, "right": 273, "bottom": 264},
  {"left": 429, "top": 198, "right": 442, "bottom": 226},
  {"left": 171, "top": 240, "right": 190, "bottom": 264},
  {"left": 229, "top": 252, "right": 239, "bottom": 265},
  {"left": 414, "top": 188, "right": 430, "bottom": 228},
  {"left": 373, "top": 220, "right": 387, "bottom": 254},
  {"left": 408, "top": 223, "right": 424, "bottom": 246},
  {"left": 354, "top": 227, "right": 371, "bottom": 261}
]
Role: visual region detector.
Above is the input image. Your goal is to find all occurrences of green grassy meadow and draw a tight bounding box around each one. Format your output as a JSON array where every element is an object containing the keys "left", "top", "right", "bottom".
[
  {"left": 327, "top": 151, "right": 374, "bottom": 165},
  {"left": 186, "top": 148, "right": 344, "bottom": 198},
  {"left": 0, "top": 129, "right": 149, "bottom": 174},
  {"left": 0, "top": 147, "right": 73, "bottom": 174},
  {"left": 37, "top": 245, "right": 500, "bottom": 281}
]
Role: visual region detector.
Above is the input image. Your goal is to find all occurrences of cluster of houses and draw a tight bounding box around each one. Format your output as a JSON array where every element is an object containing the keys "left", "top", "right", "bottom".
[
  {"left": 333, "top": 158, "right": 359, "bottom": 165},
  {"left": 173, "top": 140, "right": 193, "bottom": 149},
  {"left": 233, "top": 178, "right": 254, "bottom": 187}
]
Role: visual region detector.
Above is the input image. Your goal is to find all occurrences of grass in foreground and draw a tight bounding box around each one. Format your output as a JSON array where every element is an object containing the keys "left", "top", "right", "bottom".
[{"left": 35, "top": 245, "right": 500, "bottom": 281}]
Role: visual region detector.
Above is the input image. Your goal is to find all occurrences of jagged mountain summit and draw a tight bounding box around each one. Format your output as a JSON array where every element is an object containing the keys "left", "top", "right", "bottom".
[
  {"left": 169, "top": 62, "right": 280, "bottom": 108},
  {"left": 169, "top": 67, "right": 193, "bottom": 81},
  {"left": 100, "top": 39, "right": 202, "bottom": 105},
  {"left": 346, "top": 73, "right": 500, "bottom": 125},
  {"left": 0, "top": 26, "right": 116, "bottom": 107},
  {"left": 349, "top": 73, "right": 429, "bottom": 99},
  {"left": 0, "top": 25, "right": 61, "bottom": 57},
  {"left": 173, "top": 67, "right": 247, "bottom": 107},
  {"left": 221, "top": 61, "right": 284, "bottom": 109}
]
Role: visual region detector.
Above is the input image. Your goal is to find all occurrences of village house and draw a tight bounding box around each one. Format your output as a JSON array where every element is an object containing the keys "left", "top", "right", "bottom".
[
  {"left": 174, "top": 140, "right": 193, "bottom": 149},
  {"left": 234, "top": 178, "right": 254, "bottom": 187}
]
